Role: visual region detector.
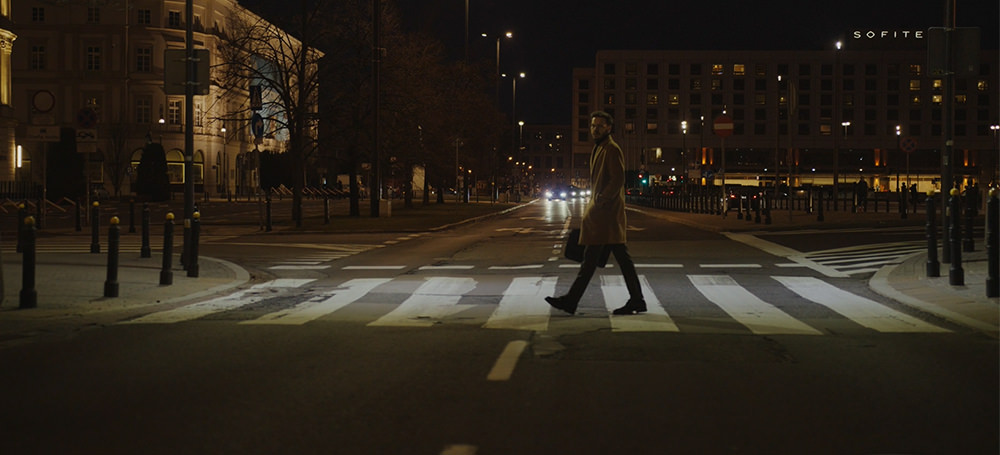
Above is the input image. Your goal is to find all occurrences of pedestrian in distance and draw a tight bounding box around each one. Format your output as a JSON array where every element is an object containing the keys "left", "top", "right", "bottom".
[{"left": 546, "top": 111, "right": 646, "bottom": 316}]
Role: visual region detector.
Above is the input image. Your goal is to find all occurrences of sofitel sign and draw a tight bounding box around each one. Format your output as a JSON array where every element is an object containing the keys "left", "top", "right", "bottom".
[{"left": 853, "top": 30, "right": 925, "bottom": 39}]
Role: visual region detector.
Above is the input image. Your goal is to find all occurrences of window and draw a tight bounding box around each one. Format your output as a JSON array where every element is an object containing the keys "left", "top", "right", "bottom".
[
  {"left": 577, "top": 93, "right": 589, "bottom": 103},
  {"left": 843, "top": 94, "right": 854, "bottom": 106},
  {"left": 865, "top": 64, "right": 878, "bottom": 76},
  {"left": 711, "top": 79, "right": 722, "bottom": 91},
  {"left": 690, "top": 79, "right": 701, "bottom": 90},
  {"left": 647, "top": 63, "right": 658, "bottom": 75},
  {"left": 668, "top": 64, "right": 680, "bottom": 75},
  {"left": 578, "top": 79, "right": 589, "bottom": 90},
  {"left": 668, "top": 94, "right": 680, "bottom": 105},
  {"left": 135, "top": 47, "right": 152, "bottom": 72},
  {"left": 909, "top": 80, "right": 921, "bottom": 91},
  {"left": 135, "top": 96, "right": 151, "bottom": 124},
  {"left": 712, "top": 64, "right": 724, "bottom": 75},
  {"left": 646, "top": 79, "right": 658, "bottom": 90},
  {"left": 646, "top": 121, "right": 658, "bottom": 134},
  {"left": 169, "top": 11, "right": 182, "bottom": 28},
  {"left": 911, "top": 95, "right": 921, "bottom": 106},
  {"left": 978, "top": 80, "right": 990, "bottom": 91},
  {"left": 755, "top": 94, "right": 766, "bottom": 105},
  {"left": 195, "top": 102, "right": 204, "bottom": 127},
  {"left": 604, "top": 94, "right": 615, "bottom": 105},
  {"left": 733, "top": 64, "right": 745, "bottom": 76},
  {"left": 625, "top": 93, "right": 637, "bottom": 105},
  {"left": 932, "top": 79, "right": 943, "bottom": 90},
  {"left": 166, "top": 150, "right": 185, "bottom": 184},
  {"left": 690, "top": 64, "right": 702, "bottom": 76},
  {"left": 168, "top": 100, "right": 182, "bottom": 125},
  {"left": 932, "top": 94, "right": 943, "bottom": 105},
  {"left": 87, "top": 7, "right": 100, "bottom": 23},
  {"left": 646, "top": 94, "right": 659, "bottom": 105},
  {"left": 136, "top": 9, "right": 151, "bottom": 25},
  {"left": 625, "top": 78, "right": 637, "bottom": 90},
  {"left": 755, "top": 64, "right": 767, "bottom": 77},
  {"left": 86, "top": 46, "right": 102, "bottom": 71},
  {"left": 31, "top": 7, "right": 44, "bottom": 22},
  {"left": 909, "top": 64, "right": 922, "bottom": 76},
  {"left": 29, "top": 45, "right": 46, "bottom": 70},
  {"left": 603, "top": 78, "right": 615, "bottom": 90},
  {"left": 733, "top": 79, "right": 745, "bottom": 91},
  {"left": 603, "top": 63, "right": 615, "bottom": 75}
]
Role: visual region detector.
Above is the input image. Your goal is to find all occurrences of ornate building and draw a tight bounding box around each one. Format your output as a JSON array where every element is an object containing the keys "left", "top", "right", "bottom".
[{"left": 0, "top": 0, "right": 15, "bottom": 181}]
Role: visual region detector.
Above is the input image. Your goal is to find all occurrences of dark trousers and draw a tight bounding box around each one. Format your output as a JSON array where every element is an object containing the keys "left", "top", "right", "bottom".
[{"left": 565, "top": 244, "right": 643, "bottom": 304}]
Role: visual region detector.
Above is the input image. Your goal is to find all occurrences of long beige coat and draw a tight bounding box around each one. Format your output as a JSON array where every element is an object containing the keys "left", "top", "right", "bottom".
[{"left": 580, "top": 135, "right": 627, "bottom": 245}]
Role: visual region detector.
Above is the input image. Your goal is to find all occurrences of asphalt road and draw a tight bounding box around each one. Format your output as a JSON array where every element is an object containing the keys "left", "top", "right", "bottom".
[{"left": 0, "top": 198, "right": 996, "bottom": 454}]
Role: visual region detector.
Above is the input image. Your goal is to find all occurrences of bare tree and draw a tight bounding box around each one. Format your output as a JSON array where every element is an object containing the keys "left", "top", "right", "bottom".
[{"left": 216, "top": 1, "right": 327, "bottom": 227}]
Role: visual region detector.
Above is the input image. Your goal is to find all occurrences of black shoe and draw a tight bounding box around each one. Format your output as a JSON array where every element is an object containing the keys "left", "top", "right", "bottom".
[
  {"left": 545, "top": 296, "right": 577, "bottom": 315},
  {"left": 612, "top": 299, "right": 647, "bottom": 315}
]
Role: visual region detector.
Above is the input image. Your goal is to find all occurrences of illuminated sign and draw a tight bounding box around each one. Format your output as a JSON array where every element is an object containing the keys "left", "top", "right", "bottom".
[{"left": 852, "top": 30, "right": 925, "bottom": 39}]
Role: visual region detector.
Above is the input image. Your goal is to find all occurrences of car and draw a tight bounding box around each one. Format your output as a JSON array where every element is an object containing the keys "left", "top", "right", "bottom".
[
  {"left": 568, "top": 186, "right": 590, "bottom": 199},
  {"left": 545, "top": 186, "right": 569, "bottom": 200}
]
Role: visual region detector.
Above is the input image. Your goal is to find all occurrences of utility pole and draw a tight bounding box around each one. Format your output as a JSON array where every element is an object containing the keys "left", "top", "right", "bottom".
[{"left": 370, "top": 0, "right": 381, "bottom": 217}]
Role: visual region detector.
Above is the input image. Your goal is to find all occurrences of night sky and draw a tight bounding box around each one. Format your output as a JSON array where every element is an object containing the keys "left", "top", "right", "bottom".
[{"left": 394, "top": 0, "right": 998, "bottom": 124}]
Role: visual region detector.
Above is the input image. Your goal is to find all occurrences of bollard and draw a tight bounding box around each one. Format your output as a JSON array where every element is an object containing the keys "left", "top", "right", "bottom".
[
  {"left": 962, "top": 193, "right": 975, "bottom": 252},
  {"left": 986, "top": 188, "right": 998, "bottom": 298},
  {"left": 187, "top": 211, "right": 200, "bottom": 278},
  {"left": 104, "top": 216, "right": 120, "bottom": 298},
  {"left": 19, "top": 216, "right": 37, "bottom": 309},
  {"left": 265, "top": 194, "right": 273, "bottom": 232},
  {"left": 160, "top": 213, "right": 175, "bottom": 286},
  {"left": 90, "top": 202, "right": 101, "bottom": 253},
  {"left": 129, "top": 199, "right": 136, "bottom": 233},
  {"left": 948, "top": 188, "right": 964, "bottom": 285},
  {"left": 324, "top": 197, "right": 330, "bottom": 224},
  {"left": 16, "top": 203, "right": 25, "bottom": 253},
  {"left": 926, "top": 190, "right": 940, "bottom": 277},
  {"left": 140, "top": 203, "right": 152, "bottom": 258},
  {"left": 754, "top": 194, "right": 762, "bottom": 223}
]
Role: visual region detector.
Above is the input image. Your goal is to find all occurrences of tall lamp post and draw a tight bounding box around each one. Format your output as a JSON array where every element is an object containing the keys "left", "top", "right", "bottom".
[
  {"left": 505, "top": 72, "right": 525, "bottom": 181},
  {"left": 991, "top": 124, "right": 999, "bottom": 186},
  {"left": 833, "top": 41, "right": 842, "bottom": 210},
  {"left": 681, "top": 120, "right": 688, "bottom": 192}
]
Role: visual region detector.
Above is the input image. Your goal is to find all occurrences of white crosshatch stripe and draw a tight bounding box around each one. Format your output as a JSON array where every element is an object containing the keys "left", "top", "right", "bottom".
[
  {"left": 484, "top": 276, "right": 557, "bottom": 331},
  {"left": 689, "top": 275, "right": 823, "bottom": 335},
  {"left": 368, "top": 277, "right": 476, "bottom": 327},
  {"left": 244, "top": 278, "right": 391, "bottom": 325},
  {"left": 601, "top": 275, "right": 679, "bottom": 332},
  {"left": 772, "top": 276, "right": 949, "bottom": 333},
  {"left": 122, "top": 279, "right": 316, "bottom": 324}
]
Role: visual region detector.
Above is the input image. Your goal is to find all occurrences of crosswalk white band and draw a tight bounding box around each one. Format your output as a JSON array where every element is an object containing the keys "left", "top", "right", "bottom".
[
  {"left": 484, "top": 277, "right": 557, "bottom": 331},
  {"left": 689, "top": 275, "right": 823, "bottom": 335},
  {"left": 123, "top": 279, "right": 316, "bottom": 324},
  {"left": 242, "top": 278, "right": 391, "bottom": 325},
  {"left": 601, "top": 275, "right": 679, "bottom": 332},
  {"left": 368, "top": 277, "right": 476, "bottom": 327},
  {"left": 772, "top": 276, "right": 949, "bottom": 333}
]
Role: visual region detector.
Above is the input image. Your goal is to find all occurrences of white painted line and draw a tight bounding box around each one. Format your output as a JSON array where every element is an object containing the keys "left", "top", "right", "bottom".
[
  {"left": 244, "top": 278, "right": 390, "bottom": 325},
  {"left": 419, "top": 265, "right": 475, "bottom": 270},
  {"left": 689, "top": 275, "right": 822, "bottom": 335},
  {"left": 487, "top": 340, "right": 529, "bottom": 381},
  {"left": 279, "top": 261, "right": 323, "bottom": 265},
  {"left": 123, "top": 279, "right": 316, "bottom": 324},
  {"left": 557, "top": 263, "right": 615, "bottom": 268},
  {"left": 773, "top": 276, "right": 950, "bottom": 333},
  {"left": 268, "top": 265, "right": 331, "bottom": 270},
  {"left": 383, "top": 240, "right": 400, "bottom": 245},
  {"left": 602, "top": 275, "right": 679, "bottom": 332},
  {"left": 776, "top": 263, "right": 808, "bottom": 267},
  {"left": 635, "top": 263, "right": 683, "bottom": 268},
  {"left": 489, "top": 265, "right": 544, "bottom": 270},
  {"left": 368, "top": 277, "right": 476, "bottom": 327},
  {"left": 342, "top": 265, "right": 406, "bottom": 270},
  {"left": 485, "top": 277, "right": 556, "bottom": 331},
  {"left": 699, "top": 264, "right": 762, "bottom": 268}
]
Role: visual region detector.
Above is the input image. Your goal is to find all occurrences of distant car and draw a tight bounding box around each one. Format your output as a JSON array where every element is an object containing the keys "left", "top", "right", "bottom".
[
  {"left": 545, "top": 186, "right": 569, "bottom": 200},
  {"left": 568, "top": 186, "right": 591, "bottom": 199}
]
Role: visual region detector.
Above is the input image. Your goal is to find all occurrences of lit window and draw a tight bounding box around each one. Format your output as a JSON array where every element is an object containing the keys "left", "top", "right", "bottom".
[
  {"left": 955, "top": 95, "right": 967, "bottom": 105},
  {"left": 909, "top": 64, "right": 922, "bottom": 76},
  {"left": 604, "top": 94, "right": 614, "bottom": 105},
  {"left": 932, "top": 94, "right": 943, "bottom": 105},
  {"left": 909, "top": 80, "right": 921, "bottom": 91},
  {"left": 647, "top": 94, "right": 658, "bottom": 105},
  {"left": 646, "top": 122, "right": 658, "bottom": 134},
  {"left": 168, "top": 100, "right": 182, "bottom": 124},
  {"left": 668, "top": 94, "right": 680, "bottom": 105},
  {"left": 711, "top": 79, "right": 722, "bottom": 90},
  {"left": 932, "top": 79, "right": 943, "bottom": 90},
  {"left": 733, "top": 64, "right": 745, "bottom": 76},
  {"left": 712, "top": 64, "right": 724, "bottom": 75},
  {"left": 624, "top": 121, "right": 635, "bottom": 134},
  {"left": 911, "top": 95, "right": 921, "bottom": 106},
  {"left": 195, "top": 103, "right": 204, "bottom": 127},
  {"left": 978, "top": 80, "right": 989, "bottom": 91}
]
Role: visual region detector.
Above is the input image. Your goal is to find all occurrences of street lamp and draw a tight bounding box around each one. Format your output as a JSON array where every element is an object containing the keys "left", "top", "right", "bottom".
[
  {"left": 991, "top": 124, "right": 999, "bottom": 186},
  {"left": 833, "top": 41, "right": 842, "bottom": 209},
  {"left": 484, "top": 32, "right": 513, "bottom": 105},
  {"left": 681, "top": 120, "right": 688, "bottom": 192},
  {"left": 505, "top": 72, "right": 526, "bottom": 170}
]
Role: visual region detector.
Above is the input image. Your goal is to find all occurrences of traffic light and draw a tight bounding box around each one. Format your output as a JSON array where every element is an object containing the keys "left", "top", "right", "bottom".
[{"left": 638, "top": 171, "right": 647, "bottom": 186}]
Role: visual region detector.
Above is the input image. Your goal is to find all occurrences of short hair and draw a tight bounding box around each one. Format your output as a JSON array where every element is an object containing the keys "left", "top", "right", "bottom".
[{"left": 590, "top": 111, "right": 614, "bottom": 129}]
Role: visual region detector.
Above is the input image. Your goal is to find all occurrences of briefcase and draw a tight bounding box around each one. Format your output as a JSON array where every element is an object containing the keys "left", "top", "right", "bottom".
[{"left": 564, "top": 229, "right": 611, "bottom": 267}]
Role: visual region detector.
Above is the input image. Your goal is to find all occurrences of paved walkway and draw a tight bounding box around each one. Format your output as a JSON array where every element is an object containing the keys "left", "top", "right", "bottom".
[{"left": 0, "top": 201, "right": 995, "bottom": 340}]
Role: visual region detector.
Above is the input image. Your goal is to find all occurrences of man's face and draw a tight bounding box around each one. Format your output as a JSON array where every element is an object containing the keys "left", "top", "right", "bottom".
[{"left": 590, "top": 117, "right": 611, "bottom": 141}]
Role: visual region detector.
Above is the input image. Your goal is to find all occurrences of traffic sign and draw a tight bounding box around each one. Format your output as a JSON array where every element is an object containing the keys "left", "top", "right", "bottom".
[
  {"left": 713, "top": 115, "right": 733, "bottom": 138},
  {"left": 251, "top": 113, "right": 265, "bottom": 138},
  {"left": 77, "top": 108, "right": 97, "bottom": 129},
  {"left": 900, "top": 136, "right": 917, "bottom": 153}
]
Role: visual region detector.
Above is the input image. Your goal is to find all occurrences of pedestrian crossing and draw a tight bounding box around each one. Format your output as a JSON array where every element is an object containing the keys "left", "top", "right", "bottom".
[
  {"left": 802, "top": 241, "right": 925, "bottom": 276},
  {"left": 120, "top": 274, "right": 950, "bottom": 335}
]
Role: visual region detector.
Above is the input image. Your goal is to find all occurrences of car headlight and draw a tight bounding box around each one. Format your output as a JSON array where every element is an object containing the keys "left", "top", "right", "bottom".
[
  {"left": 545, "top": 190, "right": 553, "bottom": 198},
  {"left": 560, "top": 192, "right": 567, "bottom": 198}
]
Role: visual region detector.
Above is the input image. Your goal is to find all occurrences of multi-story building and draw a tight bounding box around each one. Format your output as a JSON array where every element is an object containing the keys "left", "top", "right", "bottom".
[
  {"left": 0, "top": 0, "right": 15, "bottom": 182},
  {"left": 9, "top": 0, "right": 293, "bottom": 201},
  {"left": 571, "top": 34, "right": 998, "bottom": 193},
  {"left": 519, "top": 123, "right": 571, "bottom": 191}
]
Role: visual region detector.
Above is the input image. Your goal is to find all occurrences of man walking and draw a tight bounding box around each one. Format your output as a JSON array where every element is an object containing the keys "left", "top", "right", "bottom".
[{"left": 546, "top": 111, "right": 646, "bottom": 315}]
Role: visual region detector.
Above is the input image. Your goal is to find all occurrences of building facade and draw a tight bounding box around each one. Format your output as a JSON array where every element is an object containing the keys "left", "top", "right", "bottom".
[
  {"left": 9, "top": 0, "right": 292, "bottom": 201},
  {"left": 0, "top": 0, "right": 15, "bottom": 182},
  {"left": 519, "top": 123, "right": 571, "bottom": 192},
  {"left": 572, "top": 38, "right": 998, "bottom": 193}
]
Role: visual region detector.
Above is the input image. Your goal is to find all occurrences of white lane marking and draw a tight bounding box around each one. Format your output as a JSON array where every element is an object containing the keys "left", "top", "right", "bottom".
[
  {"left": 419, "top": 265, "right": 475, "bottom": 270},
  {"left": 601, "top": 275, "right": 679, "bottom": 332},
  {"left": 689, "top": 275, "right": 822, "bottom": 335},
  {"left": 699, "top": 264, "right": 762, "bottom": 268},
  {"left": 489, "top": 265, "right": 543, "bottom": 270},
  {"left": 368, "top": 277, "right": 476, "bottom": 327},
  {"left": 484, "top": 277, "right": 556, "bottom": 331},
  {"left": 635, "top": 263, "right": 683, "bottom": 268},
  {"left": 773, "top": 276, "right": 950, "bottom": 333},
  {"left": 268, "top": 265, "right": 331, "bottom": 270},
  {"left": 486, "top": 340, "right": 529, "bottom": 381},
  {"left": 558, "top": 264, "right": 615, "bottom": 268},
  {"left": 243, "top": 278, "right": 391, "bottom": 325},
  {"left": 723, "top": 232, "right": 849, "bottom": 278},
  {"left": 776, "top": 263, "right": 808, "bottom": 268},
  {"left": 123, "top": 279, "right": 316, "bottom": 324},
  {"left": 342, "top": 265, "right": 406, "bottom": 270}
]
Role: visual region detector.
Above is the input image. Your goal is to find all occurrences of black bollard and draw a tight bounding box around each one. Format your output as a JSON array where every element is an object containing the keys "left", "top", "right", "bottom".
[
  {"left": 986, "top": 188, "right": 998, "bottom": 298},
  {"left": 265, "top": 194, "right": 273, "bottom": 232},
  {"left": 160, "top": 213, "right": 174, "bottom": 286},
  {"left": 140, "top": 203, "right": 151, "bottom": 258},
  {"left": 926, "top": 191, "right": 940, "bottom": 277},
  {"left": 90, "top": 202, "right": 101, "bottom": 254},
  {"left": 104, "top": 216, "right": 120, "bottom": 298},
  {"left": 187, "top": 211, "right": 200, "bottom": 278},
  {"left": 75, "top": 198, "right": 82, "bottom": 232},
  {"left": 129, "top": 199, "right": 136, "bottom": 233},
  {"left": 19, "top": 216, "right": 37, "bottom": 309},
  {"left": 948, "top": 188, "right": 964, "bottom": 285},
  {"left": 754, "top": 193, "right": 762, "bottom": 223},
  {"left": 16, "top": 203, "right": 25, "bottom": 253},
  {"left": 963, "top": 193, "right": 975, "bottom": 252}
]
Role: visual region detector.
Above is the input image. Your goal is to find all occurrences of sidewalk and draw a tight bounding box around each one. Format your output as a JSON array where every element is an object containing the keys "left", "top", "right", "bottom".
[{"left": 0, "top": 200, "right": 995, "bottom": 342}]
